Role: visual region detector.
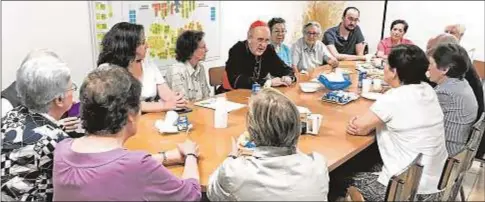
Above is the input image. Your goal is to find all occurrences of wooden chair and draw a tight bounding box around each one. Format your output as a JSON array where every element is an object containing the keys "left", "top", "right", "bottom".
[
  {"left": 208, "top": 66, "right": 225, "bottom": 94},
  {"left": 346, "top": 153, "right": 424, "bottom": 201},
  {"left": 455, "top": 113, "right": 485, "bottom": 201},
  {"left": 437, "top": 147, "right": 469, "bottom": 201}
]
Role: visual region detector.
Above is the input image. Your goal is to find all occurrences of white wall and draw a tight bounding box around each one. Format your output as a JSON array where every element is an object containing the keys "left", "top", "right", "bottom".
[
  {"left": 385, "top": 1, "right": 485, "bottom": 61},
  {"left": 3, "top": 1, "right": 483, "bottom": 92},
  {"left": 1, "top": 1, "right": 94, "bottom": 93}
]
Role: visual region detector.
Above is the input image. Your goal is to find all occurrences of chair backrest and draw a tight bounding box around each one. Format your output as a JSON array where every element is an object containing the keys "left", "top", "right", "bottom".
[
  {"left": 464, "top": 113, "right": 485, "bottom": 170},
  {"left": 385, "top": 153, "right": 424, "bottom": 201},
  {"left": 473, "top": 60, "right": 485, "bottom": 80},
  {"left": 208, "top": 66, "right": 225, "bottom": 87},
  {"left": 437, "top": 148, "right": 468, "bottom": 201}
]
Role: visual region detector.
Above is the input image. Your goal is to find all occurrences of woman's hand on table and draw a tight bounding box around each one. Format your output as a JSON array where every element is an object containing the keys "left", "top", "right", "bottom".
[
  {"left": 346, "top": 116, "right": 360, "bottom": 135},
  {"left": 177, "top": 139, "right": 199, "bottom": 157},
  {"left": 328, "top": 58, "right": 339, "bottom": 68}
]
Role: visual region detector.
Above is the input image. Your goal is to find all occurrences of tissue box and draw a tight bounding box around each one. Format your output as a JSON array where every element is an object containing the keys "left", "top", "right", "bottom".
[{"left": 318, "top": 74, "right": 352, "bottom": 90}]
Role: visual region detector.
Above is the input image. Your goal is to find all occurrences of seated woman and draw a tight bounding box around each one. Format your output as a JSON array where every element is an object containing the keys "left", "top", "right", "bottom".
[
  {"left": 1, "top": 49, "right": 74, "bottom": 201},
  {"left": 166, "top": 30, "right": 210, "bottom": 101},
  {"left": 376, "top": 19, "right": 413, "bottom": 59},
  {"left": 426, "top": 33, "right": 483, "bottom": 122},
  {"left": 268, "top": 17, "right": 292, "bottom": 66},
  {"left": 207, "top": 88, "right": 330, "bottom": 201},
  {"left": 291, "top": 21, "right": 338, "bottom": 72},
  {"left": 53, "top": 66, "right": 201, "bottom": 201},
  {"left": 346, "top": 44, "right": 448, "bottom": 201},
  {"left": 97, "top": 22, "right": 187, "bottom": 112},
  {"left": 427, "top": 43, "right": 478, "bottom": 156}
]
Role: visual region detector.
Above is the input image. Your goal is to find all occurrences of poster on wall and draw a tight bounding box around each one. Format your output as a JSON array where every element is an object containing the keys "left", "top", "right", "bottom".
[{"left": 89, "top": 1, "right": 221, "bottom": 70}]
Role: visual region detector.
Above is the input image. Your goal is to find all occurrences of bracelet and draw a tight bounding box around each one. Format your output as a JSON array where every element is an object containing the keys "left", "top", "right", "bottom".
[
  {"left": 159, "top": 151, "right": 167, "bottom": 164},
  {"left": 186, "top": 153, "right": 198, "bottom": 159}
]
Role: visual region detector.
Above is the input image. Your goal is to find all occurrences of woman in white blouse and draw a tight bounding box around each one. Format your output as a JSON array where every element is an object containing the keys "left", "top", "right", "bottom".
[
  {"left": 97, "top": 22, "right": 187, "bottom": 112},
  {"left": 346, "top": 44, "right": 448, "bottom": 201}
]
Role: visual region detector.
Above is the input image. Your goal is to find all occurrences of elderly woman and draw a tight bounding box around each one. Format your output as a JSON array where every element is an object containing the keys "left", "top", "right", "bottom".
[
  {"left": 292, "top": 21, "right": 338, "bottom": 72},
  {"left": 207, "top": 88, "right": 330, "bottom": 201},
  {"left": 376, "top": 19, "right": 413, "bottom": 59},
  {"left": 427, "top": 43, "right": 478, "bottom": 156},
  {"left": 1, "top": 49, "right": 74, "bottom": 201},
  {"left": 165, "top": 30, "right": 210, "bottom": 101},
  {"left": 346, "top": 44, "right": 448, "bottom": 201},
  {"left": 444, "top": 24, "right": 466, "bottom": 42},
  {"left": 427, "top": 33, "right": 483, "bottom": 122},
  {"left": 268, "top": 17, "right": 292, "bottom": 66},
  {"left": 53, "top": 66, "right": 201, "bottom": 201},
  {"left": 97, "top": 22, "right": 187, "bottom": 112}
]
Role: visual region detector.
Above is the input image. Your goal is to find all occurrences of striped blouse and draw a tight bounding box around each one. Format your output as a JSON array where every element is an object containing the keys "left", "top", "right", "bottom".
[{"left": 435, "top": 78, "right": 478, "bottom": 156}]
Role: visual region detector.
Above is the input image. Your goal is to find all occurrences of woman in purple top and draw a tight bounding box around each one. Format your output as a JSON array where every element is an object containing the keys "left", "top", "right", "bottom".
[{"left": 53, "top": 66, "right": 201, "bottom": 201}]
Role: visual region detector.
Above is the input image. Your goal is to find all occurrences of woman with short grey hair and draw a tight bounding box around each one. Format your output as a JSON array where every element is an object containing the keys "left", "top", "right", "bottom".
[
  {"left": 1, "top": 49, "right": 74, "bottom": 201},
  {"left": 207, "top": 88, "right": 330, "bottom": 201},
  {"left": 292, "top": 21, "right": 338, "bottom": 72}
]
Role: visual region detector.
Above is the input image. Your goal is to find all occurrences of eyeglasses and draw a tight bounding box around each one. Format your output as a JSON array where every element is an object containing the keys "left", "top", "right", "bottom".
[
  {"left": 273, "top": 29, "right": 287, "bottom": 34},
  {"left": 306, "top": 32, "right": 320, "bottom": 36},
  {"left": 67, "top": 83, "right": 78, "bottom": 92}
]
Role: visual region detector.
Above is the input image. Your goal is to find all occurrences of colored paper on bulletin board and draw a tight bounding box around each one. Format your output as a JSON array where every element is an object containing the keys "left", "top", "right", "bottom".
[{"left": 96, "top": 2, "right": 106, "bottom": 10}]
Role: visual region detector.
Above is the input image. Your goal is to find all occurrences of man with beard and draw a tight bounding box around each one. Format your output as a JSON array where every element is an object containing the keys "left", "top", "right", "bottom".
[
  {"left": 323, "top": 7, "right": 370, "bottom": 61},
  {"left": 222, "top": 20, "right": 296, "bottom": 90}
]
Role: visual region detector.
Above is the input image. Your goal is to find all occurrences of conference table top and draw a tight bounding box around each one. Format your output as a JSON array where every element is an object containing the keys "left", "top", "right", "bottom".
[{"left": 124, "top": 61, "right": 376, "bottom": 190}]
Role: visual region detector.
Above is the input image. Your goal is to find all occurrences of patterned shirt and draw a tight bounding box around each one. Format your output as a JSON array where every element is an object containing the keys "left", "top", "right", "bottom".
[
  {"left": 165, "top": 61, "right": 210, "bottom": 101},
  {"left": 1, "top": 106, "right": 68, "bottom": 201},
  {"left": 435, "top": 78, "right": 478, "bottom": 156}
]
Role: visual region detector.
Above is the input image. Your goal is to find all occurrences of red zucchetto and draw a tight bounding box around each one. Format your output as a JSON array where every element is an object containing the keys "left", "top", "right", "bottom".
[{"left": 249, "top": 20, "right": 268, "bottom": 30}]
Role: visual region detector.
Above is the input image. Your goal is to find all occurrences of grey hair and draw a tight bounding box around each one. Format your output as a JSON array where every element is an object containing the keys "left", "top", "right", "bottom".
[
  {"left": 246, "top": 88, "right": 301, "bottom": 151},
  {"left": 16, "top": 49, "right": 71, "bottom": 113},
  {"left": 302, "top": 21, "right": 322, "bottom": 34}
]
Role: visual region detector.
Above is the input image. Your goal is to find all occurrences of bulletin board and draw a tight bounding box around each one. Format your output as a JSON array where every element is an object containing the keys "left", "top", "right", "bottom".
[{"left": 88, "top": 1, "right": 221, "bottom": 70}]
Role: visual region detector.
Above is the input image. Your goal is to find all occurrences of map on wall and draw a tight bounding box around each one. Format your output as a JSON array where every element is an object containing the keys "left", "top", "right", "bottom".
[{"left": 89, "top": 1, "right": 220, "bottom": 70}]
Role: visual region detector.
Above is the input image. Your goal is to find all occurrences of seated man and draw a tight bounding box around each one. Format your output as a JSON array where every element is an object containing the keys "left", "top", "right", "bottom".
[
  {"left": 323, "top": 7, "right": 371, "bottom": 61},
  {"left": 292, "top": 21, "right": 338, "bottom": 72},
  {"left": 223, "top": 20, "right": 296, "bottom": 90}
]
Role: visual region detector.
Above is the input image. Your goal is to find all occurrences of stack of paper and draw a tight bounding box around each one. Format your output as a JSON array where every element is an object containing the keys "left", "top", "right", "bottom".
[{"left": 194, "top": 98, "right": 246, "bottom": 112}]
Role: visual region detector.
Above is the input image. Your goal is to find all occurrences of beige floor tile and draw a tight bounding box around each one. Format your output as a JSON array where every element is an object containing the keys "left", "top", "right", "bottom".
[
  {"left": 462, "top": 172, "right": 478, "bottom": 200},
  {"left": 469, "top": 160, "right": 484, "bottom": 174},
  {"left": 467, "top": 167, "right": 484, "bottom": 201}
]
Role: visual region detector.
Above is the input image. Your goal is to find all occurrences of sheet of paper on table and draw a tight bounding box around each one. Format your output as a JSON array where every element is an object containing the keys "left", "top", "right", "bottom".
[{"left": 194, "top": 98, "right": 247, "bottom": 112}]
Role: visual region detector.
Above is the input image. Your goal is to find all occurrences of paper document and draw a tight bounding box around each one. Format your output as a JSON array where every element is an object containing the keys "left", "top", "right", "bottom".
[{"left": 194, "top": 98, "right": 246, "bottom": 112}]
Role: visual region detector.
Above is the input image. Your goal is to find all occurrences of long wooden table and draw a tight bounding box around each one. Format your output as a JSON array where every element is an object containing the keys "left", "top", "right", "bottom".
[{"left": 124, "top": 61, "right": 375, "bottom": 190}]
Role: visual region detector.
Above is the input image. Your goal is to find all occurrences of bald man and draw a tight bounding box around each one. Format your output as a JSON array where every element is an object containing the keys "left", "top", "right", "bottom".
[{"left": 223, "top": 20, "right": 296, "bottom": 89}]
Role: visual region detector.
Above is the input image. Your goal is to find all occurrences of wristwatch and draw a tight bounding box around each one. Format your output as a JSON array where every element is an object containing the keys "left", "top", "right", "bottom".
[{"left": 186, "top": 153, "right": 198, "bottom": 160}]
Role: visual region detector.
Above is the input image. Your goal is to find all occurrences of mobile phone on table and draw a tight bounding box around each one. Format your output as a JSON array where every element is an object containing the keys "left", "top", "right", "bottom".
[{"left": 174, "top": 107, "right": 193, "bottom": 114}]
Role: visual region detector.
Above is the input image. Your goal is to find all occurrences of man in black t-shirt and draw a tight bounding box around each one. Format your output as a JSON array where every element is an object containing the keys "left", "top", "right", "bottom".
[{"left": 323, "top": 7, "right": 373, "bottom": 61}]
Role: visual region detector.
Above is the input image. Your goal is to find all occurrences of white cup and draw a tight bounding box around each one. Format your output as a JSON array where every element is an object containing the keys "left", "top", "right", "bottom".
[
  {"left": 373, "top": 79, "right": 382, "bottom": 92},
  {"left": 362, "top": 79, "right": 372, "bottom": 93}
]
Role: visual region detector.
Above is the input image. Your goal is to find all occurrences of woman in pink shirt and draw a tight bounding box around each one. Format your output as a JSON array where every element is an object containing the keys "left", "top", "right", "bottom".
[{"left": 377, "top": 19, "right": 413, "bottom": 59}]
